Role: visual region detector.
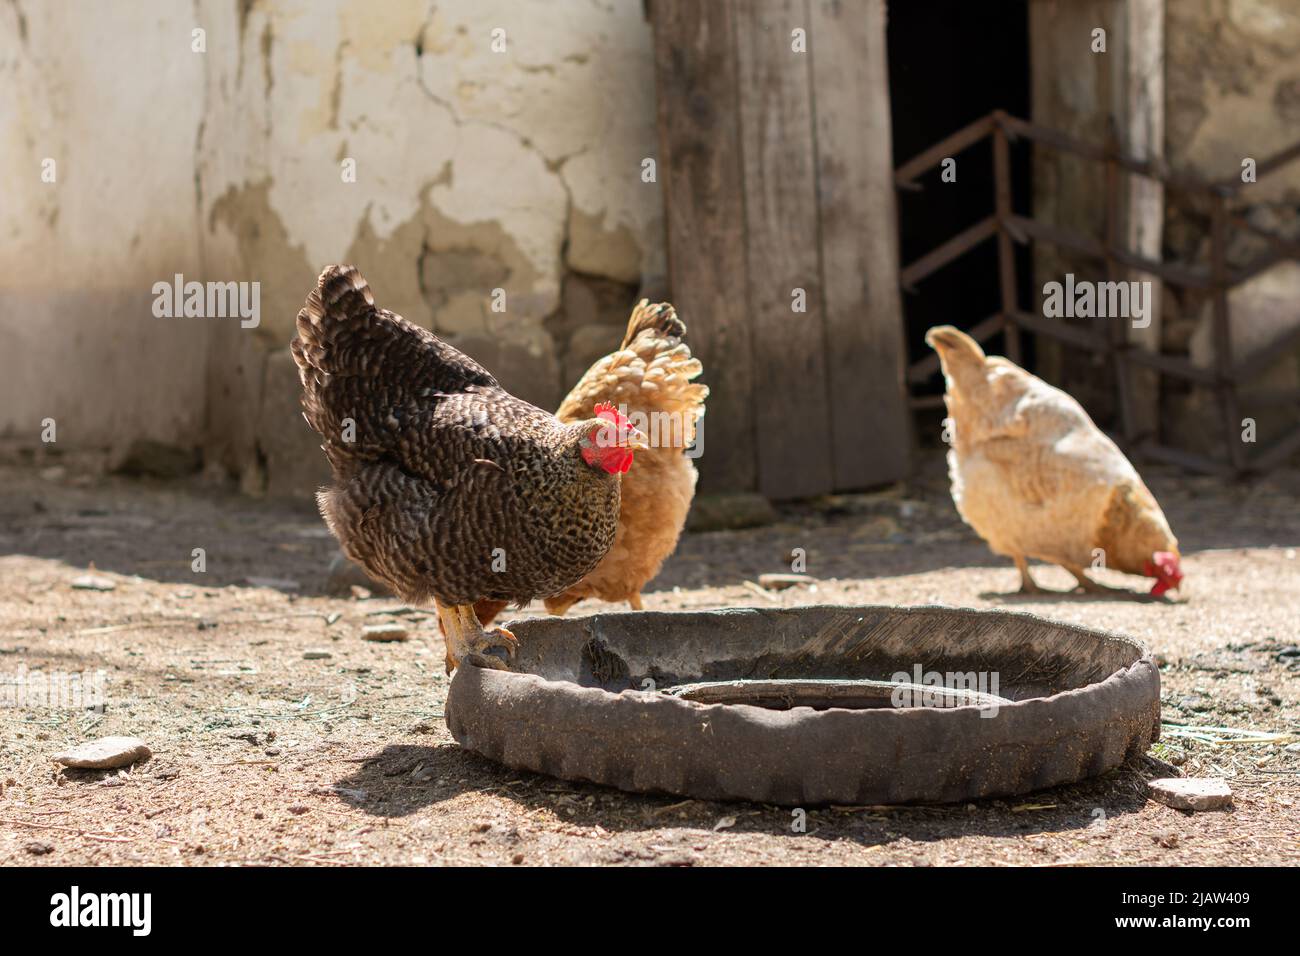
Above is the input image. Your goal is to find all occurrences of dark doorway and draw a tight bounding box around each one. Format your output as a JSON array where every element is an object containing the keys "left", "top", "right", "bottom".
[{"left": 888, "top": 0, "right": 1034, "bottom": 402}]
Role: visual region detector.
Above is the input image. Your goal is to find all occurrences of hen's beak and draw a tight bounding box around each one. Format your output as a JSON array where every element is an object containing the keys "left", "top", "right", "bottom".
[{"left": 625, "top": 427, "right": 650, "bottom": 451}]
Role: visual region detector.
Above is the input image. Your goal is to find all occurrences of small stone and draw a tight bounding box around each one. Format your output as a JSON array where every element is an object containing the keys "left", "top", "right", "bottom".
[
  {"left": 511, "top": 853, "right": 525, "bottom": 865},
  {"left": 1152, "top": 830, "right": 1180, "bottom": 848},
  {"left": 71, "top": 575, "right": 115, "bottom": 592},
  {"left": 288, "top": 805, "right": 309, "bottom": 815},
  {"left": 350, "top": 585, "right": 372, "bottom": 601},
  {"left": 24, "top": 842, "right": 54, "bottom": 855},
  {"left": 1148, "top": 777, "right": 1233, "bottom": 811},
  {"left": 52, "top": 736, "right": 151, "bottom": 770},
  {"left": 302, "top": 649, "right": 333, "bottom": 660},
  {"left": 362, "top": 623, "right": 410, "bottom": 642}
]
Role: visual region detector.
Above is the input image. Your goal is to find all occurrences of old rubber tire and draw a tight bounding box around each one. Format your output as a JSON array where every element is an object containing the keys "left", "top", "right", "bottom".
[{"left": 445, "top": 605, "right": 1160, "bottom": 806}]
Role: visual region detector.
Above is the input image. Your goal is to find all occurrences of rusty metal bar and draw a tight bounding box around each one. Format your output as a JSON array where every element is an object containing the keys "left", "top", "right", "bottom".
[
  {"left": 894, "top": 114, "right": 995, "bottom": 188},
  {"left": 1229, "top": 246, "right": 1299, "bottom": 288},
  {"left": 997, "top": 113, "right": 1217, "bottom": 194},
  {"left": 1213, "top": 138, "right": 1300, "bottom": 191},
  {"left": 1122, "top": 347, "right": 1217, "bottom": 386},
  {"left": 1233, "top": 322, "right": 1300, "bottom": 383},
  {"left": 992, "top": 121, "right": 1021, "bottom": 365},
  {"left": 1251, "top": 422, "right": 1300, "bottom": 471},
  {"left": 899, "top": 215, "right": 997, "bottom": 289},
  {"left": 1228, "top": 213, "right": 1300, "bottom": 259},
  {"left": 1138, "top": 441, "right": 1237, "bottom": 477},
  {"left": 1239, "top": 385, "right": 1300, "bottom": 408},
  {"left": 1005, "top": 309, "right": 1101, "bottom": 351},
  {"left": 1005, "top": 214, "right": 1213, "bottom": 288}
]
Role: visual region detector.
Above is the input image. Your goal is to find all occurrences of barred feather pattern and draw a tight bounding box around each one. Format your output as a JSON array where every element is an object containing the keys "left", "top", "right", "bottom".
[{"left": 291, "top": 265, "right": 620, "bottom": 607}]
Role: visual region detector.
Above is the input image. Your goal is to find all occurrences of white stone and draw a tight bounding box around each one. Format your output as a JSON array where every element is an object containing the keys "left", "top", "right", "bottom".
[
  {"left": 362, "top": 622, "right": 410, "bottom": 642},
  {"left": 53, "top": 737, "right": 152, "bottom": 770},
  {"left": 1148, "top": 777, "right": 1233, "bottom": 811}
]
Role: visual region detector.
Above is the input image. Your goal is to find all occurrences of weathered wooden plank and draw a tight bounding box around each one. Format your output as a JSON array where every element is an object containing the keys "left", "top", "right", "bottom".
[
  {"left": 809, "top": 0, "right": 912, "bottom": 489},
  {"left": 733, "top": 0, "right": 834, "bottom": 499},
  {"left": 651, "top": 0, "right": 757, "bottom": 493}
]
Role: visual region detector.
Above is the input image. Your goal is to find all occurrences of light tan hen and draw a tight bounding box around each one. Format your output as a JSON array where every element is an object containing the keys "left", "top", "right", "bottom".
[
  {"left": 926, "top": 325, "right": 1183, "bottom": 597},
  {"left": 472, "top": 299, "right": 708, "bottom": 623}
]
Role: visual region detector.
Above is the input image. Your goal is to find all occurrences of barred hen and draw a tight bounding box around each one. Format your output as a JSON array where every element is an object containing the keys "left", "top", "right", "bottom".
[
  {"left": 291, "top": 265, "right": 647, "bottom": 671},
  {"left": 927, "top": 325, "right": 1182, "bottom": 597},
  {"left": 473, "top": 300, "right": 708, "bottom": 625}
]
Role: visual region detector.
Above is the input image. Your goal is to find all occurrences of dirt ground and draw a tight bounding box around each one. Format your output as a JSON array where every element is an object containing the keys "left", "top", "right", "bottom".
[{"left": 2, "top": 450, "right": 1298, "bottom": 867}]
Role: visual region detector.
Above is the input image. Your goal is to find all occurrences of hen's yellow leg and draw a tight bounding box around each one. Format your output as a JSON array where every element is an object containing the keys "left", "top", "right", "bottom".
[
  {"left": 1014, "top": 556, "right": 1042, "bottom": 594},
  {"left": 436, "top": 600, "right": 516, "bottom": 674}
]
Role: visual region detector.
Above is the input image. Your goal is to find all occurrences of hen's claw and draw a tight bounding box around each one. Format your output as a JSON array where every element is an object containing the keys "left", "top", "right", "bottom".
[
  {"left": 465, "top": 626, "right": 516, "bottom": 669},
  {"left": 464, "top": 651, "right": 512, "bottom": 670},
  {"left": 440, "top": 601, "right": 518, "bottom": 673}
]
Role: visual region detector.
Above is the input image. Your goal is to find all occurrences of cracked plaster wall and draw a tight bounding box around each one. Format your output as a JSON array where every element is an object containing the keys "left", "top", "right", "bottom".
[{"left": 2, "top": 0, "right": 665, "bottom": 497}]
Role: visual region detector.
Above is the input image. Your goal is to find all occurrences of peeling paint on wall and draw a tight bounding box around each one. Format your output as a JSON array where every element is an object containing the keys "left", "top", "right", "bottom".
[{"left": 1, "top": 0, "right": 664, "bottom": 496}]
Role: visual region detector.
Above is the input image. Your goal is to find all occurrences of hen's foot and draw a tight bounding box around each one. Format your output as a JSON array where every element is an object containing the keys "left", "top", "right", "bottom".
[
  {"left": 1014, "top": 557, "right": 1043, "bottom": 594},
  {"left": 438, "top": 602, "right": 518, "bottom": 673},
  {"left": 1066, "top": 566, "right": 1127, "bottom": 594}
]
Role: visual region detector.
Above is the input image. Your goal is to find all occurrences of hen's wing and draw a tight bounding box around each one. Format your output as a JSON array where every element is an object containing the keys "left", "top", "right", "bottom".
[{"left": 291, "top": 264, "right": 548, "bottom": 478}]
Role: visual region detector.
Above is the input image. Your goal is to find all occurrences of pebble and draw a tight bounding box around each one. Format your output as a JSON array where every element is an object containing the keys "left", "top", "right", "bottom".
[
  {"left": 24, "top": 842, "right": 54, "bottom": 855},
  {"left": 362, "top": 622, "right": 410, "bottom": 642},
  {"left": 52, "top": 736, "right": 152, "bottom": 770},
  {"left": 303, "top": 649, "right": 333, "bottom": 660},
  {"left": 350, "top": 585, "right": 373, "bottom": 601},
  {"left": 1148, "top": 777, "right": 1233, "bottom": 811},
  {"left": 71, "top": 574, "right": 115, "bottom": 592}
]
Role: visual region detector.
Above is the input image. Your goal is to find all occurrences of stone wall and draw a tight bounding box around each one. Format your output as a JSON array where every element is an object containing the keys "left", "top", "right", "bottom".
[{"left": 1, "top": 0, "right": 665, "bottom": 497}]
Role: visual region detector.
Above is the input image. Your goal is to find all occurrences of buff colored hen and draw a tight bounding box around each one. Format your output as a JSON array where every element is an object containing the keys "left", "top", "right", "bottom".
[
  {"left": 926, "top": 325, "right": 1183, "bottom": 597},
  {"left": 473, "top": 300, "right": 708, "bottom": 624}
]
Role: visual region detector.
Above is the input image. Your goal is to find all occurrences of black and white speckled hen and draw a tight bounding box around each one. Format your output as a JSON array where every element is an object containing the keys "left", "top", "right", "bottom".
[{"left": 290, "top": 265, "right": 647, "bottom": 672}]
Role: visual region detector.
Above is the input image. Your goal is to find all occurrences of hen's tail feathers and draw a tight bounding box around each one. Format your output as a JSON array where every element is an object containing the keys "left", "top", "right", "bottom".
[
  {"left": 293, "top": 265, "right": 376, "bottom": 369},
  {"left": 621, "top": 299, "right": 686, "bottom": 349},
  {"left": 556, "top": 300, "right": 709, "bottom": 446}
]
